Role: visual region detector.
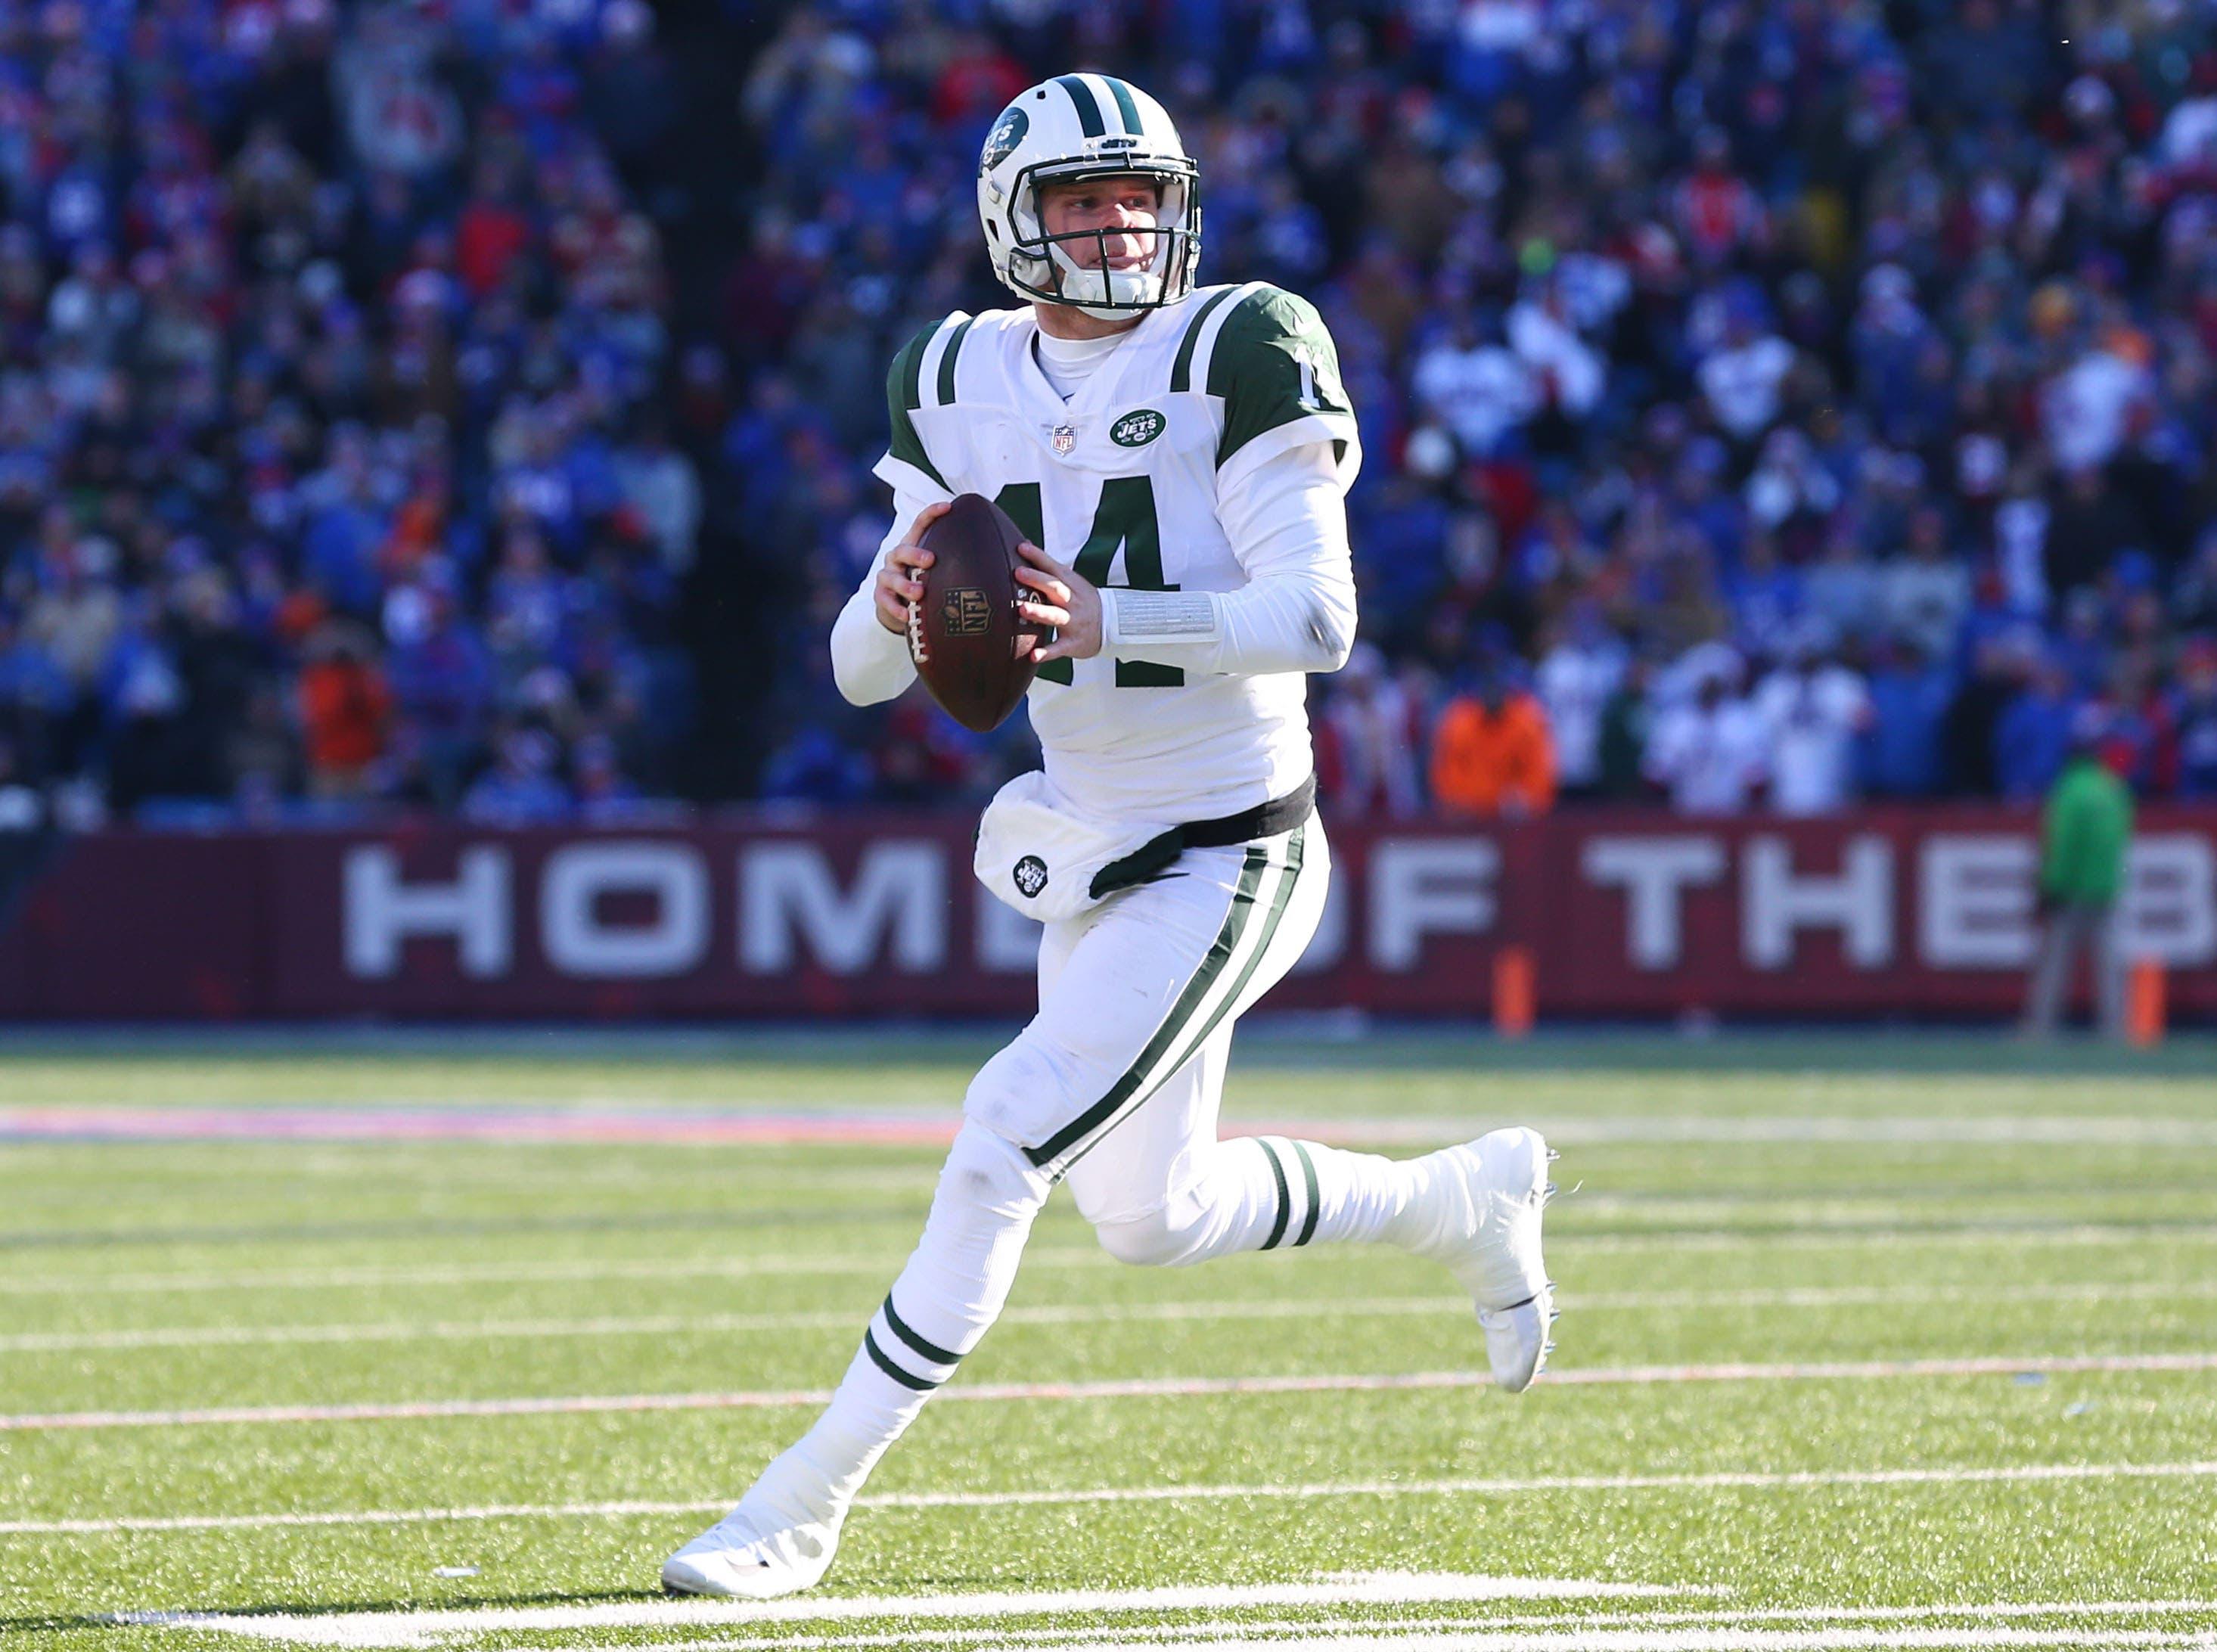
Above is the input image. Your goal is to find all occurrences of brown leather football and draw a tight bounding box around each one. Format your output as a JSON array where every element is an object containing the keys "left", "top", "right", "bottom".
[{"left": 908, "top": 492, "right": 1037, "bottom": 731}]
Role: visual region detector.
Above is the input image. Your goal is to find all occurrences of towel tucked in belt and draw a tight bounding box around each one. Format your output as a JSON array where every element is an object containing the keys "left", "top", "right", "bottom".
[{"left": 973, "top": 772, "right": 1318, "bottom": 923}]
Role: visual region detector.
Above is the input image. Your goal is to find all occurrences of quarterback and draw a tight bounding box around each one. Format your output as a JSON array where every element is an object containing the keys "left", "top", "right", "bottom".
[{"left": 663, "top": 73, "right": 1557, "bottom": 1600}]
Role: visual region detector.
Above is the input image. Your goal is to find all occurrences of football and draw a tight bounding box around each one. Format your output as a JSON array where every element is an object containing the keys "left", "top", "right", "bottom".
[{"left": 908, "top": 492, "right": 1038, "bottom": 731}]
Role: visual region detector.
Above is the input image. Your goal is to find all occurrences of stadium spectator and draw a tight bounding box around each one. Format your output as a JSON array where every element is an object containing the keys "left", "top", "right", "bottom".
[
  {"left": 1318, "top": 644, "right": 1425, "bottom": 819},
  {"left": 1864, "top": 640, "right": 1953, "bottom": 800},
  {"left": 1594, "top": 655, "right": 1657, "bottom": 802},
  {"left": 461, "top": 727, "right": 570, "bottom": 826},
  {"left": 1411, "top": 312, "right": 1534, "bottom": 459},
  {"left": 1644, "top": 666, "right": 1768, "bottom": 816},
  {"left": 1753, "top": 642, "right": 1874, "bottom": 818},
  {"left": 1532, "top": 607, "right": 1625, "bottom": 801},
  {"left": 2173, "top": 638, "right": 2217, "bottom": 798},
  {"left": 1877, "top": 513, "right": 1973, "bottom": 663},
  {"left": 297, "top": 625, "right": 390, "bottom": 799},
  {"left": 1696, "top": 300, "right": 1795, "bottom": 447},
  {"left": 1430, "top": 663, "right": 1555, "bottom": 819},
  {"left": 1995, "top": 659, "right": 2082, "bottom": 805},
  {"left": 1802, "top": 536, "right": 1883, "bottom": 656},
  {"left": 2023, "top": 710, "right": 2135, "bottom": 1039},
  {"left": 0, "top": 737, "right": 39, "bottom": 832}
]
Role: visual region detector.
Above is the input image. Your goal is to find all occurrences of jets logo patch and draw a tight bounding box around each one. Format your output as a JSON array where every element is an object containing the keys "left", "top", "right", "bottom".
[
  {"left": 1012, "top": 856, "right": 1049, "bottom": 899},
  {"left": 1111, "top": 408, "right": 1166, "bottom": 448},
  {"left": 939, "top": 587, "right": 991, "bottom": 637},
  {"left": 980, "top": 107, "right": 1029, "bottom": 175}
]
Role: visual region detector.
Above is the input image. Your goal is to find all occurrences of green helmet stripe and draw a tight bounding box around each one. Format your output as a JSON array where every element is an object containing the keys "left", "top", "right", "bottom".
[
  {"left": 1101, "top": 76, "right": 1143, "bottom": 136},
  {"left": 1055, "top": 73, "right": 1105, "bottom": 138}
]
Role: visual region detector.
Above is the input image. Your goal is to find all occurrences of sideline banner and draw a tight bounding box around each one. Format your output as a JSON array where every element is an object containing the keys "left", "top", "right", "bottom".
[{"left": 1, "top": 808, "right": 2211, "bottom": 1020}]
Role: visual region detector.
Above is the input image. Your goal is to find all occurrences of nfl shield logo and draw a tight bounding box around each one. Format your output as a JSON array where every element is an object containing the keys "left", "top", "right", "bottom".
[{"left": 1051, "top": 424, "right": 1076, "bottom": 456}]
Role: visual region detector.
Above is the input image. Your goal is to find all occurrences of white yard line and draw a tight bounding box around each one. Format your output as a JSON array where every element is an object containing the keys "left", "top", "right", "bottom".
[
  {"left": 14, "top": 1459, "right": 2217, "bottom": 1537},
  {"left": 0, "top": 1248, "right": 1117, "bottom": 1297},
  {"left": 609, "top": 1619, "right": 2217, "bottom": 1652},
  {"left": 1554, "top": 1225, "right": 2217, "bottom": 1256},
  {"left": 1042, "top": 1632, "right": 2212, "bottom": 1652},
  {"left": 576, "top": 1623, "right": 2212, "bottom": 1652},
  {"left": 8, "top": 1279, "right": 2213, "bottom": 1355},
  {"left": 15, "top": 1106, "right": 2217, "bottom": 1150},
  {"left": 8, "top": 1351, "right": 2214, "bottom": 1433},
  {"left": 563, "top": 1602, "right": 2217, "bottom": 1652},
  {"left": 120, "top": 1573, "right": 1703, "bottom": 1647},
  {"left": 8, "top": 1222, "right": 2215, "bottom": 1300},
  {"left": 1530, "top": 1117, "right": 2217, "bottom": 1148},
  {"left": 42, "top": 1223, "right": 2217, "bottom": 1299},
  {"left": 117, "top": 1582, "right": 2217, "bottom": 1651}
]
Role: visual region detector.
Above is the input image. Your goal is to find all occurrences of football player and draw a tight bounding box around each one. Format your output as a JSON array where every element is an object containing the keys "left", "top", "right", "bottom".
[{"left": 663, "top": 73, "right": 1556, "bottom": 1600}]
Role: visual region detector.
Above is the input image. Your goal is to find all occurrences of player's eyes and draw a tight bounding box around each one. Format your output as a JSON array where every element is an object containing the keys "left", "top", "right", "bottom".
[{"left": 1057, "top": 193, "right": 1153, "bottom": 213}]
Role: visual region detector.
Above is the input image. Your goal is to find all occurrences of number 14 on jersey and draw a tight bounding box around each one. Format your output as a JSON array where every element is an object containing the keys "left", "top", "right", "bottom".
[{"left": 995, "top": 477, "right": 1181, "bottom": 688}]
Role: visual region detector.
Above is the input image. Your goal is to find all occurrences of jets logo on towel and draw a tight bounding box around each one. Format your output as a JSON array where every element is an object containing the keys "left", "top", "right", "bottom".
[{"left": 1012, "top": 856, "right": 1049, "bottom": 898}]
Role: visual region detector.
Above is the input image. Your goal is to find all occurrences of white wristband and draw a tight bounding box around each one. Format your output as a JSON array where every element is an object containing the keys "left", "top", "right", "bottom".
[{"left": 1104, "top": 588, "right": 1220, "bottom": 647}]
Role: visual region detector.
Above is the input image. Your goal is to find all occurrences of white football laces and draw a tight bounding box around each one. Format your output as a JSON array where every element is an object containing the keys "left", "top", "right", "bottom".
[{"left": 906, "top": 595, "right": 930, "bottom": 665}]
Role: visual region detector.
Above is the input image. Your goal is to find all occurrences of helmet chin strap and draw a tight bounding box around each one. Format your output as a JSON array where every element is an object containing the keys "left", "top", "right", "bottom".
[{"left": 1045, "top": 240, "right": 1164, "bottom": 319}]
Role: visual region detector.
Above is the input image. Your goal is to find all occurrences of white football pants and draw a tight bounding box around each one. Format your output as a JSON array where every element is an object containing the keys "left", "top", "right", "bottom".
[{"left": 729, "top": 817, "right": 1429, "bottom": 1535}]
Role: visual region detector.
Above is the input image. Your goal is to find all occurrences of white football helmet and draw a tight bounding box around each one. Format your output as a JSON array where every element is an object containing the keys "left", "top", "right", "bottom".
[{"left": 976, "top": 73, "right": 1200, "bottom": 320}]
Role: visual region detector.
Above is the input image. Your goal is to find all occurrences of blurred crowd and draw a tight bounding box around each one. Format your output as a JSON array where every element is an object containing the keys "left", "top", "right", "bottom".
[
  {"left": 8, "top": 1, "right": 2217, "bottom": 829},
  {"left": 0, "top": 0, "right": 703, "bottom": 829},
  {"left": 748, "top": 0, "right": 2217, "bottom": 818}
]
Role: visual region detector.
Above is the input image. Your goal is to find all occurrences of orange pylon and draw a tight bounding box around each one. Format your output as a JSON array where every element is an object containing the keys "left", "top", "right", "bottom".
[
  {"left": 1494, "top": 946, "right": 1535, "bottom": 1038},
  {"left": 2126, "top": 958, "right": 2166, "bottom": 1047}
]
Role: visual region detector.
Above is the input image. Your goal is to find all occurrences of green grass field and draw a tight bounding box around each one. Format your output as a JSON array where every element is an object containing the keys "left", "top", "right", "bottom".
[{"left": 3, "top": 1031, "right": 2214, "bottom": 1651}]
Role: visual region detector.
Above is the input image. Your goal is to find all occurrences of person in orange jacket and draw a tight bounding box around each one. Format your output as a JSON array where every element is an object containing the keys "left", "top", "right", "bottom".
[{"left": 1430, "top": 660, "right": 1557, "bottom": 817}]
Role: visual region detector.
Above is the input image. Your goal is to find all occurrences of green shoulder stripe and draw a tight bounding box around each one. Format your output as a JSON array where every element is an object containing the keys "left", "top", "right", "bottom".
[
  {"left": 935, "top": 315, "right": 976, "bottom": 407},
  {"left": 1204, "top": 285, "right": 1353, "bottom": 469},
  {"left": 1169, "top": 286, "right": 1239, "bottom": 393},
  {"left": 886, "top": 318, "right": 949, "bottom": 489},
  {"left": 893, "top": 321, "right": 933, "bottom": 414}
]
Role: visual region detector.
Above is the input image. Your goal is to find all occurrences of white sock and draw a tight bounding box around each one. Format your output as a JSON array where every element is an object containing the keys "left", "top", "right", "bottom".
[
  {"left": 1091, "top": 1135, "right": 1420, "bottom": 1267},
  {"left": 737, "top": 1121, "right": 1051, "bottom": 1529},
  {"left": 1239, "top": 1135, "right": 1421, "bottom": 1252}
]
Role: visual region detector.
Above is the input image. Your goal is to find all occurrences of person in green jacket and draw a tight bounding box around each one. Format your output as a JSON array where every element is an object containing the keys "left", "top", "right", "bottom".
[{"left": 2023, "top": 710, "right": 2135, "bottom": 1037}]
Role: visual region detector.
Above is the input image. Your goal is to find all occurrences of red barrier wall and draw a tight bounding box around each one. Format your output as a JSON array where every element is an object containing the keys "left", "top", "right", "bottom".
[{"left": 2, "top": 808, "right": 2212, "bottom": 1021}]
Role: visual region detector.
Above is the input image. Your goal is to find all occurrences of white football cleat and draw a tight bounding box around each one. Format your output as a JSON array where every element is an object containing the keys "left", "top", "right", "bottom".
[
  {"left": 1397, "top": 1126, "right": 1557, "bottom": 1393},
  {"left": 661, "top": 1505, "right": 840, "bottom": 1600}
]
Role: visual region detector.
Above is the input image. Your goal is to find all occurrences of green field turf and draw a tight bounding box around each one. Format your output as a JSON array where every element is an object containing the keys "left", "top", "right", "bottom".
[{"left": 2, "top": 1032, "right": 2214, "bottom": 1651}]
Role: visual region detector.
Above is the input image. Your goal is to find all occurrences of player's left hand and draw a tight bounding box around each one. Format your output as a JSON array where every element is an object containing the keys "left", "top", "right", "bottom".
[{"left": 1014, "top": 541, "right": 1101, "bottom": 664}]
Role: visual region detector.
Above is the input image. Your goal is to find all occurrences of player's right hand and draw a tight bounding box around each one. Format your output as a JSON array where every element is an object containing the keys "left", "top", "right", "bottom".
[{"left": 874, "top": 502, "right": 951, "bottom": 636}]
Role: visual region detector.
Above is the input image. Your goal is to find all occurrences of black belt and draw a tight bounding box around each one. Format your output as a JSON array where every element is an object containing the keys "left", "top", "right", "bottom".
[
  {"left": 1088, "top": 775, "right": 1317, "bottom": 900},
  {"left": 1181, "top": 773, "right": 1318, "bottom": 847}
]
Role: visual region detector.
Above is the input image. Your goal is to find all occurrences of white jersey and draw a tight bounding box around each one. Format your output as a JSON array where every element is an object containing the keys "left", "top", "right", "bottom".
[{"left": 848, "top": 281, "right": 1361, "bottom": 825}]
